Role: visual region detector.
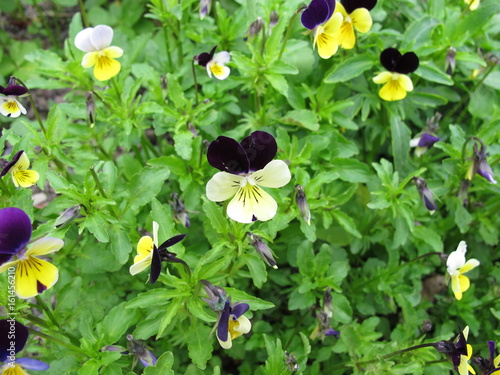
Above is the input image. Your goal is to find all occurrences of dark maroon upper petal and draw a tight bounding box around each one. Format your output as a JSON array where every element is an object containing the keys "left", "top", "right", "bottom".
[
  {"left": 395, "top": 51, "right": 419, "bottom": 74},
  {"left": 157, "top": 234, "right": 186, "bottom": 251},
  {"left": 0, "top": 320, "right": 29, "bottom": 361},
  {"left": 230, "top": 302, "right": 250, "bottom": 319},
  {"left": 217, "top": 300, "right": 231, "bottom": 342},
  {"left": 207, "top": 136, "right": 250, "bottom": 174},
  {"left": 0, "top": 150, "right": 24, "bottom": 178},
  {"left": 195, "top": 45, "right": 217, "bottom": 67},
  {"left": 418, "top": 133, "right": 440, "bottom": 148},
  {"left": 0, "top": 207, "right": 32, "bottom": 263},
  {"left": 240, "top": 131, "right": 277, "bottom": 171},
  {"left": 380, "top": 48, "right": 401, "bottom": 71},
  {"left": 301, "top": 0, "right": 332, "bottom": 30},
  {"left": 341, "top": 0, "right": 377, "bottom": 13},
  {"left": 3, "top": 85, "right": 28, "bottom": 96},
  {"left": 149, "top": 247, "right": 162, "bottom": 284}
]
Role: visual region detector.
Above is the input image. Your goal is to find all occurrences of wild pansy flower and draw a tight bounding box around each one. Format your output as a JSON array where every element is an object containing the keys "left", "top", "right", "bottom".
[
  {"left": 465, "top": 0, "right": 480, "bottom": 11},
  {"left": 446, "top": 241, "right": 480, "bottom": 301},
  {"left": 410, "top": 133, "right": 440, "bottom": 157},
  {"left": 0, "top": 207, "right": 63, "bottom": 299},
  {"left": 247, "top": 232, "right": 278, "bottom": 269},
  {"left": 205, "top": 131, "right": 291, "bottom": 223},
  {"left": 195, "top": 46, "right": 231, "bottom": 80},
  {"left": 466, "top": 138, "right": 497, "bottom": 184},
  {"left": 301, "top": 0, "right": 343, "bottom": 59},
  {"left": 434, "top": 326, "right": 475, "bottom": 375},
  {"left": 473, "top": 341, "right": 500, "bottom": 375},
  {"left": 0, "top": 320, "right": 50, "bottom": 374},
  {"left": 413, "top": 177, "right": 437, "bottom": 213},
  {"left": 333, "top": 0, "right": 377, "bottom": 49},
  {"left": 129, "top": 221, "right": 186, "bottom": 284},
  {"left": 0, "top": 151, "right": 39, "bottom": 188},
  {"left": 0, "top": 81, "right": 28, "bottom": 118},
  {"left": 373, "top": 47, "right": 419, "bottom": 101},
  {"left": 74, "top": 25, "right": 123, "bottom": 81},
  {"left": 202, "top": 280, "right": 251, "bottom": 350},
  {"left": 310, "top": 288, "right": 340, "bottom": 341},
  {"left": 126, "top": 335, "right": 157, "bottom": 368}
]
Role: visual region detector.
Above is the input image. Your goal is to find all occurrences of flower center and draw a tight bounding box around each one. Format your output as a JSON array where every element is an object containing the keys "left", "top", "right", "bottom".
[{"left": 391, "top": 72, "right": 400, "bottom": 81}]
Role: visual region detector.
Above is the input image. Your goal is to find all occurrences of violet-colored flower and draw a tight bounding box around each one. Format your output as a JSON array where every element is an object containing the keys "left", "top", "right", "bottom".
[
  {"left": 467, "top": 138, "right": 497, "bottom": 184},
  {"left": 216, "top": 300, "right": 252, "bottom": 349},
  {"left": 301, "top": 0, "right": 336, "bottom": 30},
  {"left": 413, "top": 177, "right": 437, "bottom": 212}
]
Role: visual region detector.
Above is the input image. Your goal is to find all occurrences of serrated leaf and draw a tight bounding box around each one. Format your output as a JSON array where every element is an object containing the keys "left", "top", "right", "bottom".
[
  {"left": 187, "top": 322, "right": 212, "bottom": 369},
  {"left": 100, "top": 302, "right": 139, "bottom": 345},
  {"left": 265, "top": 73, "right": 288, "bottom": 97},
  {"left": 110, "top": 225, "right": 132, "bottom": 264},
  {"left": 331, "top": 210, "right": 362, "bottom": 238},
  {"left": 243, "top": 252, "right": 267, "bottom": 288}
]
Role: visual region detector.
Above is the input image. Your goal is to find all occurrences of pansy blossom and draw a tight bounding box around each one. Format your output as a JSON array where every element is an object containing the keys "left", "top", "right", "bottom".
[
  {"left": 129, "top": 221, "right": 186, "bottom": 284},
  {"left": 206, "top": 131, "right": 291, "bottom": 223},
  {"left": 409, "top": 133, "right": 440, "bottom": 157},
  {"left": 301, "top": 0, "right": 343, "bottom": 59},
  {"left": 333, "top": 0, "right": 377, "bottom": 49},
  {"left": 446, "top": 241, "right": 480, "bottom": 301},
  {"left": 195, "top": 46, "right": 231, "bottom": 80},
  {"left": 0, "top": 320, "right": 49, "bottom": 374},
  {"left": 0, "top": 82, "right": 28, "bottom": 118},
  {"left": 0, "top": 151, "right": 39, "bottom": 188},
  {"left": 466, "top": 138, "right": 497, "bottom": 184},
  {"left": 0, "top": 207, "right": 63, "bottom": 299},
  {"left": 464, "top": 0, "right": 480, "bottom": 11},
  {"left": 74, "top": 25, "right": 123, "bottom": 81},
  {"left": 373, "top": 47, "right": 419, "bottom": 101}
]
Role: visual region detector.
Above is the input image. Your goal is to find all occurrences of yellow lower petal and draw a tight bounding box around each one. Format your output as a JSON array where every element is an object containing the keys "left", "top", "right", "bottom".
[
  {"left": 351, "top": 8, "right": 373, "bottom": 33},
  {"left": 93, "top": 56, "right": 121, "bottom": 81},
  {"left": 12, "top": 169, "right": 39, "bottom": 187},
  {"left": 82, "top": 52, "right": 99, "bottom": 68},
  {"left": 226, "top": 183, "right": 278, "bottom": 223},
  {"left": 376, "top": 74, "right": 413, "bottom": 101},
  {"left": 336, "top": 22, "right": 356, "bottom": 49},
  {"left": 0, "top": 363, "right": 29, "bottom": 375},
  {"left": 136, "top": 236, "right": 154, "bottom": 259},
  {"left": 458, "top": 274, "right": 471, "bottom": 293},
  {"left": 459, "top": 259, "right": 480, "bottom": 274},
  {"left": 314, "top": 29, "right": 339, "bottom": 59},
  {"left": 208, "top": 62, "right": 230, "bottom": 80},
  {"left": 15, "top": 256, "right": 59, "bottom": 299}
]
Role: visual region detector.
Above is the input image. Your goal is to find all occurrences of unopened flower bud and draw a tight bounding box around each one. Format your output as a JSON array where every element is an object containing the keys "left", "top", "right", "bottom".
[
  {"left": 126, "top": 335, "right": 157, "bottom": 367},
  {"left": 247, "top": 18, "right": 264, "bottom": 38},
  {"left": 201, "top": 280, "right": 228, "bottom": 312},
  {"left": 270, "top": 11, "right": 279, "bottom": 29},
  {"left": 199, "top": 0, "right": 212, "bottom": 19},
  {"left": 295, "top": 185, "right": 311, "bottom": 225},
  {"left": 446, "top": 47, "right": 456, "bottom": 76},
  {"left": 247, "top": 232, "right": 278, "bottom": 269},
  {"left": 170, "top": 193, "right": 190, "bottom": 228},
  {"left": 422, "top": 320, "right": 433, "bottom": 333},
  {"left": 86, "top": 92, "right": 96, "bottom": 128},
  {"left": 467, "top": 138, "right": 497, "bottom": 184},
  {"left": 413, "top": 177, "right": 437, "bottom": 213},
  {"left": 285, "top": 352, "right": 299, "bottom": 374},
  {"left": 54, "top": 205, "right": 81, "bottom": 228}
]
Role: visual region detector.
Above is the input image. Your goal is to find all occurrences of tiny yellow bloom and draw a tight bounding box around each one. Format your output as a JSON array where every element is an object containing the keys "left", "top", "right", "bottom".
[
  {"left": 129, "top": 221, "right": 158, "bottom": 277},
  {"left": 446, "top": 241, "right": 480, "bottom": 300},
  {"left": 74, "top": 25, "right": 123, "bottom": 81},
  {"left": 464, "top": 0, "right": 480, "bottom": 11}
]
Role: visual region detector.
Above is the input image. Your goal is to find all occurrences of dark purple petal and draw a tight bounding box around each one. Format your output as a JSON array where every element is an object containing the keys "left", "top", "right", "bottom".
[
  {"left": 16, "top": 357, "right": 50, "bottom": 370},
  {"left": 422, "top": 190, "right": 437, "bottom": 211},
  {"left": 395, "top": 52, "right": 419, "bottom": 74},
  {"left": 325, "top": 328, "right": 340, "bottom": 338},
  {"left": 478, "top": 160, "right": 497, "bottom": 183},
  {"left": 0, "top": 207, "right": 32, "bottom": 261},
  {"left": 418, "top": 133, "right": 440, "bottom": 148},
  {"left": 380, "top": 48, "right": 401, "bottom": 71},
  {"left": 240, "top": 131, "right": 277, "bottom": 171},
  {"left": 149, "top": 247, "right": 162, "bottom": 284},
  {"left": 217, "top": 300, "right": 231, "bottom": 342},
  {"left": 195, "top": 45, "right": 217, "bottom": 67},
  {"left": 3, "top": 85, "right": 28, "bottom": 96},
  {"left": 37, "top": 280, "right": 47, "bottom": 294},
  {"left": 0, "top": 320, "right": 29, "bottom": 362},
  {"left": 157, "top": 234, "right": 186, "bottom": 251},
  {"left": 488, "top": 341, "right": 496, "bottom": 362},
  {"left": 342, "top": 0, "right": 377, "bottom": 13},
  {"left": 301, "top": 0, "right": 331, "bottom": 30},
  {"left": 207, "top": 136, "right": 250, "bottom": 174},
  {"left": 0, "top": 151, "right": 23, "bottom": 178},
  {"left": 230, "top": 303, "right": 250, "bottom": 319}
]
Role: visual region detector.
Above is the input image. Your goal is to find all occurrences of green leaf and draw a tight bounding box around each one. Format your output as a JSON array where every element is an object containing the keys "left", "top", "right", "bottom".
[
  {"left": 144, "top": 352, "right": 175, "bottom": 375},
  {"left": 187, "top": 322, "right": 213, "bottom": 370},
  {"left": 416, "top": 62, "right": 454, "bottom": 86},
  {"left": 128, "top": 167, "right": 170, "bottom": 210},
  {"left": 202, "top": 197, "right": 229, "bottom": 235},
  {"left": 409, "top": 92, "right": 448, "bottom": 106},
  {"left": 270, "top": 60, "right": 299, "bottom": 75},
  {"left": 243, "top": 252, "right": 268, "bottom": 288},
  {"left": 166, "top": 73, "right": 186, "bottom": 109},
  {"left": 157, "top": 298, "right": 183, "bottom": 338},
  {"left": 265, "top": 73, "right": 288, "bottom": 97},
  {"left": 331, "top": 210, "right": 362, "bottom": 238},
  {"left": 324, "top": 55, "right": 375, "bottom": 83},
  {"left": 174, "top": 131, "right": 193, "bottom": 161},
  {"left": 332, "top": 293, "right": 353, "bottom": 323},
  {"left": 84, "top": 212, "right": 110, "bottom": 243},
  {"left": 127, "top": 289, "right": 190, "bottom": 309},
  {"left": 224, "top": 288, "right": 275, "bottom": 310},
  {"left": 262, "top": 336, "right": 288, "bottom": 375},
  {"left": 100, "top": 302, "right": 139, "bottom": 345},
  {"left": 187, "top": 298, "right": 217, "bottom": 323},
  {"left": 389, "top": 114, "right": 412, "bottom": 176},
  {"left": 331, "top": 158, "right": 372, "bottom": 183},
  {"left": 279, "top": 109, "right": 319, "bottom": 131},
  {"left": 109, "top": 225, "right": 132, "bottom": 264},
  {"left": 400, "top": 16, "right": 440, "bottom": 51}
]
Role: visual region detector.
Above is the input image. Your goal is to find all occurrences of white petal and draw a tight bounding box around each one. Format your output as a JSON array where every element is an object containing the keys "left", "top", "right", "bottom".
[
  {"left": 206, "top": 172, "right": 244, "bottom": 202},
  {"left": 409, "top": 137, "right": 421, "bottom": 148},
  {"left": 129, "top": 255, "right": 152, "bottom": 275},
  {"left": 74, "top": 27, "right": 96, "bottom": 52},
  {"left": 90, "top": 25, "right": 114, "bottom": 50},
  {"left": 234, "top": 315, "right": 252, "bottom": 334},
  {"left": 226, "top": 184, "right": 278, "bottom": 223},
  {"left": 152, "top": 221, "right": 159, "bottom": 247},
  {"left": 447, "top": 241, "right": 467, "bottom": 273},
  {"left": 213, "top": 51, "right": 230, "bottom": 64},
  {"left": 250, "top": 160, "right": 291, "bottom": 188}
]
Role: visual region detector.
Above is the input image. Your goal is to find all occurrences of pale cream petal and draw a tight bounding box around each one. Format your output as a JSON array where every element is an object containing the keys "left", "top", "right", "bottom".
[
  {"left": 250, "top": 160, "right": 291, "bottom": 188},
  {"left": 15, "top": 257, "right": 58, "bottom": 299},
  {"left": 463, "top": 326, "right": 470, "bottom": 340},
  {"left": 217, "top": 329, "right": 233, "bottom": 349},
  {"left": 206, "top": 172, "right": 243, "bottom": 202},
  {"left": 0, "top": 98, "right": 23, "bottom": 118},
  {"left": 152, "top": 222, "right": 159, "bottom": 248},
  {"left": 90, "top": 25, "right": 114, "bottom": 50},
  {"left": 103, "top": 46, "right": 123, "bottom": 58},
  {"left": 0, "top": 259, "right": 20, "bottom": 273},
  {"left": 25, "top": 237, "right": 64, "bottom": 256},
  {"left": 398, "top": 74, "right": 414, "bottom": 92},
  {"left": 75, "top": 27, "right": 96, "bottom": 52},
  {"left": 207, "top": 62, "right": 230, "bottom": 80},
  {"left": 351, "top": 8, "right": 373, "bottom": 33},
  {"left": 372, "top": 71, "right": 393, "bottom": 84},
  {"left": 226, "top": 184, "right": 278, "bottom": 223},
  {"left": 447, "top": 241, "right": 467, "bottom": 272},
  {"left": 213, "top": 51, "right": 230, "bottom": 65},
  {"left": 233, "top": 315, "right": 251, "bottom": 334},
  {"left": 129, "top": 254, "right": 152, "bottom": 275},
  {"left": 82, "top": 52, "right": 99, "bottom": 68},
  {"left": 459, "top": 259, "right": 480, "bottom": 274}
]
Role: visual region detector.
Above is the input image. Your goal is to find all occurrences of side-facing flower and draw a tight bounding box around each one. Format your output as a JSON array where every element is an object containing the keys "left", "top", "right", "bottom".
[
  {"left": 0, "top": 208, "right": 63, "bottom": 299},
  {"left": 247, "top": 232, "right": 278, "bottom": 269},
  {"left": 169, "top": 193, "right": 190, "bottom": 228},
  {"left": 413, "top": 177, "right": 437, "bottom": 213},
  {"left": 206, "top": 131, "right": 291, "bottom": 223},
  {"left": 0, "top": 151, "right": 39, "bottom": 188},
  {"left": 333, "top": 0, "right": 377, "bottom": 49},
  {"left": 74, "top": 25, "right": 123, "bottom": 81},
  {"left": 0, "top": 320, "right": 49, "bottom": 374},
  {"left": 126, "top": 335, "right": 157, "bottom": 368},
  {"left": 301, "top": 0, "right": 343, "bottom": 59},
  {"left": 446, "top": 241, "right": 480, "bottom": 300},
  {"left": 465, "top": 0, "right": 480, "bottom": 11},
  {"left": 0, "top": 81, "right": 28, "bottom": 118},
  {"left": 466, "top": 138, "right": 497, "bottom": 184},
  {"left": 129, "top": 221, "right": 186, "bottom": 284},
  {"left": 409, "top": 133, "right": 440, "bottom": 157},
  {"left": 473, "top": 341, "right": 500, "bottom": 375},
  {"left": 195, "top": 46, "right": 231, "bottom": 80},
  {"left": 373, "top": 47, "right": 419, "bottom": 101},
  {"left": 435, "top": 326, "right": 475, "bottom": 375}
]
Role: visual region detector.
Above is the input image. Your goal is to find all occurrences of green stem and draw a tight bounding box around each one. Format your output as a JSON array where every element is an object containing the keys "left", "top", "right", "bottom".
[
  {"left": 35, "top": 295, "right": 60, "bottom": 329},
  {"left": 27, "top": 327, "right": 86, "bottom": 355},
  {"left": 192, "top": 58, "right": 199, "bottom": 106},
  {"left": 77, "top": 0, "right": 90, "bottom": 28},
  {"left": 110, "top": 77, "right": 123, "bottom": 106},
  {"left": 355, "top": 343, "right": 436, "bottom": 368},
  {"left": 89, "top": 166, "right": 119, "bottom": 218},
  {"left": 92, "top": 90, "right": 113, "bottom": 110},
  {"left": 260, "top": 21, "right": 266, "bottom": 57},
  {"left": 32, "top": 0, "right": 58, "bottom": 47},
  {"left": 278, "top": 6, "right": 306, "bottom": 61}
]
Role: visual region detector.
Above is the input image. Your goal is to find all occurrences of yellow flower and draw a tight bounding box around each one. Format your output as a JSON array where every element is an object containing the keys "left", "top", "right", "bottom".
[
  {"left": 333, "top": 1, "right": 375, "bottom": 49},
  {"left": 74, "top": 25, "right": 123, "bottom": 81},
  {"left": 464, "top": 0, "right": 480, "bottom": 11},
  {"left": 446, "top": 241, "right": 480, "bottom": 300},
  {"left": 129, "top": 221, "right": 158, "bottom": 278},
  {"left": 313, "top": 13, "right": 344, "bottom": 59},
  {"left": 216, "top": 301, "right": 252, "bottom": 349},
  {"left": 0, "top": 151, "right": 39, "bottom": 188},
  {"left": 457, "top": 327, "right": 476, "bottom": 375}
]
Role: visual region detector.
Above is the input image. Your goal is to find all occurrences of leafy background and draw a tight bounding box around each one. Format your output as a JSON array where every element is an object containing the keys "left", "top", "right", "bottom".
[{"left": 0, "top": 0, "right": 499, "bottom": 374}]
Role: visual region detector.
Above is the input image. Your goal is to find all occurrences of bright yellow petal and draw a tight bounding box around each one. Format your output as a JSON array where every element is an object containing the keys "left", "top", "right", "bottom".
[
  {"left": 226, "top": 183, "right": 278, "bottom": 223},
  {"left": 135, "top": 236, "right": 153, "bottom": 261},
  {"left": 13, "top": 152, "right": 30, "bottom": 170},
  {"left": 323, "top": 12, "right": 343, "bottom": 34},
  {"left": 15, "top": 256, "right": 59, "bottom": 299},
  {"left": 26, "top": 237, "right": 64, "bottom": 256},
  {"left": 458, "top": 274, "right": 471, "bottom": 293},
  {"left": 335, "top": 2, "right": 348, "bottom": 18},
  {"left": 12, "top": 169, "right": 39, "bottom": 187},
  {"left": 82, "top": 51, "right": 99, "bottom": 68},
  {"left": 459, "top": 259, "right": 480, "bottom": 274},
  {"left": 336, "top": 21, "right": 356, "bottom": 49},
  {"left": 451, "top": 274, "right": 463, "bottom": 300},
  {"left": 397, "top": 74, "right": 414, "bottom": 91},
  {"left": 465, "top": 0, "right": 480, "bottom": 11},
  {"left": 93, "top": 56, "right": 121, "bottom": 81},
  {"left": 314, "top": 28, "right": 339, "bottom": 59},
  {"left": 493, "top": 353, "right": 500, "bottom": 367},
  {"left": 351, "top": 8, "right": 373, "bottom": 33},
  {"left": 377, "top": 74, "right": 411, "bottom": 101},
  {"left": 1, "top": 363, "right": 29, "bottom": 375}
]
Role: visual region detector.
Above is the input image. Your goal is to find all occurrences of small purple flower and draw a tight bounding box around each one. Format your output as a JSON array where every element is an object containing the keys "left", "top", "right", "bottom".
[
  {"left": 127, "top": 335, "right": 157, "bottom": 368},
  {"left": 413, "top": 177, "right": 437, "bottom": 212},
  {"left": 301, "top": 0, "right": 336, "bottom": 30},
  {"left": 409, "top": 133, "right": 440, "bottom": 157},
  {"left": 467, "top": 138, "right": 497, "bottom": 184},
  {"left": 325, "top": 328, "right": 340, "bottom": 338}
]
